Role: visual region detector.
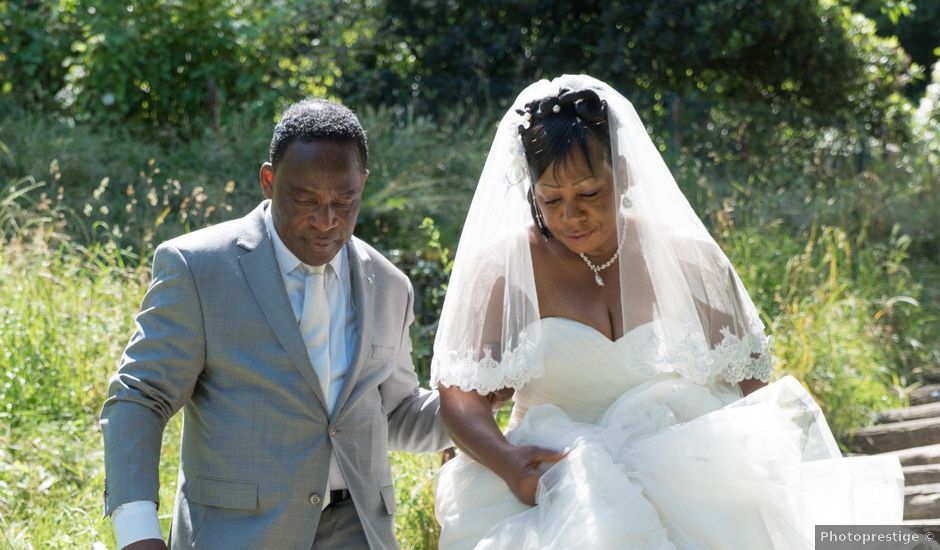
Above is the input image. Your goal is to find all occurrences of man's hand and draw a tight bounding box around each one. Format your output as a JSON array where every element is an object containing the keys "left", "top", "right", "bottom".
[
  {"left": 499, "top": 445, "right": 567, "bottom": 505},
  {"left": 123, "top": 539, "right": 167, "bottom": 550}
]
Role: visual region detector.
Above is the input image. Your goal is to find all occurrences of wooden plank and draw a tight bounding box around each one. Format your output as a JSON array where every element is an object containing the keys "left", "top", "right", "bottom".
[
  {"left": 878, "top": 444, "right": 940, "bottom": 467},
  {"left": 878, "top": 402, "right": 940, "bottom": 424},
  {"left": 850, "top": 418, "right": 940, "bottom": 454},
  {"left": 904, "top": 464, "right": 940, "bottom": 486},
  {"left": 904, "top": 484, "right": 940, "bottom": 520},
  {"left": 911, "top": 384, "right": 940, "bottom": 406}
]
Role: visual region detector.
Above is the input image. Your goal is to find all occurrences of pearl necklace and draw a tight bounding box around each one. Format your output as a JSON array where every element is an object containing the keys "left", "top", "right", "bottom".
[{"left": 578, "top": 226, "right": 625, "bottom": 287}]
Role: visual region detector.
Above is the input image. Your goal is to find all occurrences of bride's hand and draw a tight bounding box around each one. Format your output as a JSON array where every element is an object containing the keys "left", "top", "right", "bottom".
[{"left": 501, "top": 445, "right": 567, "bottom": 505}]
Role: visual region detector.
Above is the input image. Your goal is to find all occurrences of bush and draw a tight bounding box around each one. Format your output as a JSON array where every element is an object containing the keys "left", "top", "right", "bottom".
[
  {"left": 911, "top": 59, "right": 940, "bottom": 185},
  {"left": 0, "top": 0, "right": 375, "bottom": 128},
  {"left": 0, "top": 1, "right": 83, "bottom": 110},
  {"left": 377, "top": 0, "right": 915, "bottom": 126}
]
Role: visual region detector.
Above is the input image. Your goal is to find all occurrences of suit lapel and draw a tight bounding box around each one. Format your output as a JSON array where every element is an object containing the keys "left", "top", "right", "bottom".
[
  {"left": 334, "top": 237, "right": 375, "bottom": 414},
  {"left": 237, "top": 203, "right": 329, "bottom": 413}
]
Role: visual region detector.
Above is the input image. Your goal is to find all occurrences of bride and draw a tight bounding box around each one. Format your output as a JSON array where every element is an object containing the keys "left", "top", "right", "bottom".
[{"left": 431, "top": 75, "right": 904, "bottom": 549}]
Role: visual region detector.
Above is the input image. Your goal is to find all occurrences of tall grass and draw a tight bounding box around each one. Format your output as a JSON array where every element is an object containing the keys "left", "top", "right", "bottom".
[
  {"left": 718, "top": 221, "right": 927, "bottom": 437},
  {"left": 0, "top": 240, "right": 141, "bottom": 424},
  {"left": 0, "top": 105, "right": 493, "bottom": 259},
  {"left": 0, "top": 226, "right": 178, "bottom": 548}
]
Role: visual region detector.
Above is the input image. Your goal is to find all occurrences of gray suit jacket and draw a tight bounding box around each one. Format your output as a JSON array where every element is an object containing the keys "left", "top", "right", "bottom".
[{"left": 101, "top": 201, "right": 450, "bottom": 549}]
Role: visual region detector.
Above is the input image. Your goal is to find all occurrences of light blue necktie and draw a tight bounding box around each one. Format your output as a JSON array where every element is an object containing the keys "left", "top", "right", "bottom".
[{"left": 300, "top": 264, "right": 331, "bottom": 407}]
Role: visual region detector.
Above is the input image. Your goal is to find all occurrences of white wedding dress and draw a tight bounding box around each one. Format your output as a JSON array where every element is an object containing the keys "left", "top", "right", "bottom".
[{"left": 435, "top": 317, "right": 905, "bottom": 549}]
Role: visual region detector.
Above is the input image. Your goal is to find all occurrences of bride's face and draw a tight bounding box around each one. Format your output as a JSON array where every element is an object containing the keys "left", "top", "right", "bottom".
[{"left": 532, "top": 135, "right": 619, "bottom": 258}]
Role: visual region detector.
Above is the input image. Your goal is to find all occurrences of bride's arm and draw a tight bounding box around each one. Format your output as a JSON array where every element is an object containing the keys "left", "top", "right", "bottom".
[
  {"left": 738, "top": 377, "right": 767, "bottom": 396},
  {"left": 439, "top": 385, "right": 565, "bottom": 505},
  {"left": 696, "top": 297, "right": 768, "bottom": 396}
]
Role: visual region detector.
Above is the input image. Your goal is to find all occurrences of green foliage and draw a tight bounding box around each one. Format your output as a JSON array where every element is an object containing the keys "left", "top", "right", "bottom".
[
  {"left": 0, "top": 102, "right": 490, "bottom": 257},
  {"left": 0, "top": 211, "right": 183, "bottom": 548},
  {"left": 0, "top": 220, "right": 145, "bottom": 423},
  {"left": 2, "top": 0, "right": 928, "bottom": 140},
  {"left": 912, "top": 60, "right": 940, "bottom": 170},
  {"left": 378, "top": 0, "right": 915, "bottom": 123},
  {"left": 60, "top": 0, "right": 259, "bottom": 126},
  {"left": 0, "top": 0, "right": 378, "bottom": 127},
  {"left": 402, "top": 217, "right": 454, "bottom": 382},
  {"left": 2, "top": 420, "right": 114, "bottom": 548},
  {"left": 0, "top": 118, "right": 242, "bottom": 257},
  {"left": 855, "top": 0, "right": 940, "bottom": 95},
  {"left": 356, "top": 105, "right": 494, "bottom": 250},
  {"left": 390, "top": 451, "right": 441, "bottom": 549},
  {"left": 0, "top": 0, "right": 83, "bottom": 109}
]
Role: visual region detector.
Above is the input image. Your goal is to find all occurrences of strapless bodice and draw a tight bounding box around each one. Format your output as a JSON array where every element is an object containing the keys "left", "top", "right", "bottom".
[{"left": 509, "top": 317, "right": 694, "bottom": 427}]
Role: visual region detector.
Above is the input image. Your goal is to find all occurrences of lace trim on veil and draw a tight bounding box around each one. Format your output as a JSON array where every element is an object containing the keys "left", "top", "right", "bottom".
[
  {"left": 713, "top": 330, "right": 774, "bottom": 384},
  {"left": 431, "top": 323, "right": 771, "bottom": 394},
  {"left": 431, "top": 337, "right": 543, "bottom": 395},
  {"left": 630, "top": 324, "right": 774, "bottom": 385}
]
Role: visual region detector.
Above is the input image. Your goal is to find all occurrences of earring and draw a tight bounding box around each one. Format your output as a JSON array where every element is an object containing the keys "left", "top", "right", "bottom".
[
  {"left": 528, "top": 185, "right": 550, "bottom": 240},
  {"left": 536, "top": 209, "right": 549, "bottom": 241},
  {"left": 621, "top": 194, "right": 633, "bottom": 210}
]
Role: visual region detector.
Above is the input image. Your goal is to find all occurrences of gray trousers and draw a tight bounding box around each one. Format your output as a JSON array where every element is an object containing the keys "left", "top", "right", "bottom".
[{"left": 312, "top": 498, "right": 371, "bottom": 549}]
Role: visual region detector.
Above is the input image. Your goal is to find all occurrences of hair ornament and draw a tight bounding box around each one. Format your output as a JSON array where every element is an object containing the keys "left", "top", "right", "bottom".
[{"left": 515, "top": 87, "right": 608, "bottom": 130}]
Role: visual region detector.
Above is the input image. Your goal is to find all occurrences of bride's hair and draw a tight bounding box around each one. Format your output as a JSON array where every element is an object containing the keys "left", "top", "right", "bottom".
[{"left": 517, "top": 88, "right": 611, "bottom": 238}]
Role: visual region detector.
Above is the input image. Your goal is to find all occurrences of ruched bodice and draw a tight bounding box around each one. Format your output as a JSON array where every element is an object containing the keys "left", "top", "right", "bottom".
[{"left": 510, "top": 317, "right": 738, "bottom": 428}]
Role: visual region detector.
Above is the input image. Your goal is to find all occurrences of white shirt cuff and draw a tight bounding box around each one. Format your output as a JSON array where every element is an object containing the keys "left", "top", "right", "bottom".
[{"left": 111, "top": 500, "right": 163, "bottom": 549}]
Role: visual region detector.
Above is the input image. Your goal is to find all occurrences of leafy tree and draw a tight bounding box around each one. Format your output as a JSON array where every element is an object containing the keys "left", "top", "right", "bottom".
[
  {"left": 0, "top": 0, "right": 83, "bottom": 109},
  {"left": 853, "top": 0, "right": 940, "bottom": 96},
  {"left": 2, "top": 0, "right": 375, "bottom": 128},
  {"left": 0, "top": 0, "right": 926, "bottom": 136},
  {"left": 375, "top": 0, "right": 914, "bottom": 127},
  {"left": 59, "top": 0, "right": 256, "bottom": 126}
]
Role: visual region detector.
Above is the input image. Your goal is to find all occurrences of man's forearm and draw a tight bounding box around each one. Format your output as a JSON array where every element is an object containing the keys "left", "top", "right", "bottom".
[{"left": 100, "top": 400, "right": 167, "bottom": 515}]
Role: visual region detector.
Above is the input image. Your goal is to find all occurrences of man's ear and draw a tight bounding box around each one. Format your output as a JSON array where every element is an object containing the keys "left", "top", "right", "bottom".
[{"left": 259, "top": 162, "right": 274, "bottom": 199}]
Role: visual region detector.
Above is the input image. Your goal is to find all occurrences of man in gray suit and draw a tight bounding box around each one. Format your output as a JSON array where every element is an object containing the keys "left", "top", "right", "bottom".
[{"left": 101, "top": 98, "right": 451, "bottom": 549}]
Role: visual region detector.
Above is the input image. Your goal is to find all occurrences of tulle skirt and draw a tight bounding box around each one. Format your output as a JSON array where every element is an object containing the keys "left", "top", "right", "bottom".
[{"left": 435, "top": 376, "right": 904, "bottom": 550}]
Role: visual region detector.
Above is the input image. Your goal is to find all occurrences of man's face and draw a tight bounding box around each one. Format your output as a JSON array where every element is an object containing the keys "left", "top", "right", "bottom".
[{"left": 260, "top": 140, "right": 368, "bottom": 266}]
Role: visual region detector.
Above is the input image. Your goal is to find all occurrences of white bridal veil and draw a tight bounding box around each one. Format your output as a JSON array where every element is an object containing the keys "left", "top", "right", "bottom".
[{"left": 431, "top": 75, "right": 773, "bottom": 395}]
